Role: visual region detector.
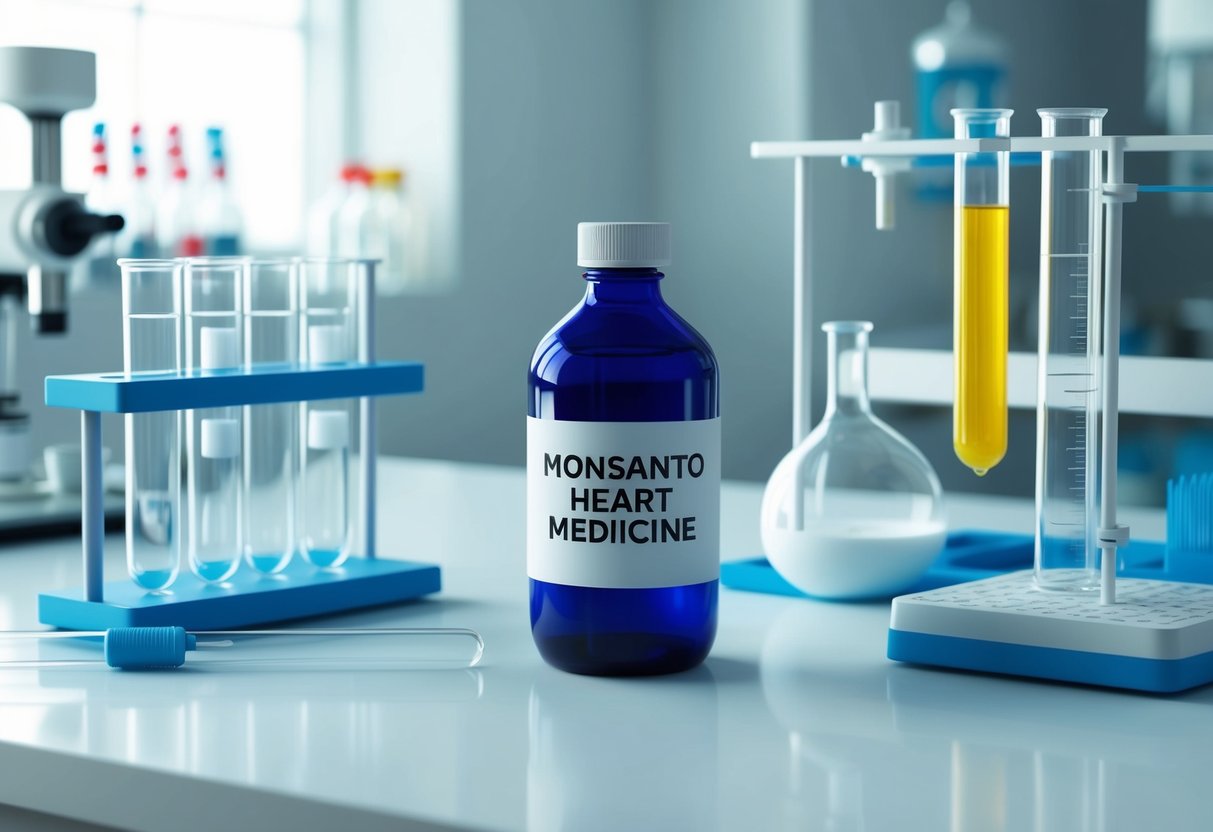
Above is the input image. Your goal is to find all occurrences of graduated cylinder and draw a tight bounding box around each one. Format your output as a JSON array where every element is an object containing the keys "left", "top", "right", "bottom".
[
  {"left": 1034, "top": 108, "right": 1107, "bottom": 592},
  {"left": 952, "top": 108, "right": 1011, "bottom": 477}
]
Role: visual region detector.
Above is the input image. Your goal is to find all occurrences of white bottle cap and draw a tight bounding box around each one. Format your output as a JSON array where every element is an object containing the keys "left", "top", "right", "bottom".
[
  {"left": 200, "top": 327, "right": 239, "bottom": 370},
  {"left": 308, "top": 324, "right": 349, "bottom": 365},
  {"left": 308, "top": 410, "right": 349, "bottom": 450},
  {"left": 200, "top": 417, "right": 240, "bottom": 459},
  {"left": 577, "top": 222, "right": 671, "bottom": 268}
]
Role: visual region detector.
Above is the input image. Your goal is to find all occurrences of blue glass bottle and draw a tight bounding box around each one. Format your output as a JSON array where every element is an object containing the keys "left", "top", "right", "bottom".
[{"left": 528, "top": 222, "right": 719, "bottom": 676}]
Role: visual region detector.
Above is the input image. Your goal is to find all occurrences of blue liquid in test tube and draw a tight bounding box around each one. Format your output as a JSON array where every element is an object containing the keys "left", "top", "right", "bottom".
[{"left": 119, "top": 259, "right": 183, "bottom": 591}]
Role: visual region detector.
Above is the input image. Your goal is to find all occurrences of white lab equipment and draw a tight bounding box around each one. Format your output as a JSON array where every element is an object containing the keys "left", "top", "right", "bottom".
[
  {"left": 120, "top": 258, "right": 182, "bottom": 591},
  {"left": 185, "top": 258, "right": 245, "bottom": 583},
  {"left": 760, "top": 321, "right": 946, "bottom": 599},
  {"left": 243, "top": 258, "right": 299, "bottom": 574},
  {"left": 0, "top": 46, "right": 123, "bottom": 487},
  {"left": 751, "top": 100, "right": 1213, "bottom": 691}
]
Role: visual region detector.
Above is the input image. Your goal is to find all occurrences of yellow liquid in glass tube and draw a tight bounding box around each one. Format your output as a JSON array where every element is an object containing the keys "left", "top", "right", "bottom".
[{"left": 954, "top": 204, "right": 1008, "bottom": 476}]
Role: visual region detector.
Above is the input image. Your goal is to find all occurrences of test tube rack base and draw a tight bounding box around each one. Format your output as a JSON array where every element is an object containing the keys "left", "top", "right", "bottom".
[
  {"left": 887, "top": 571, "right": 1213, "bottom": 693},
  {"left": 38, "top": 557, "right": 441, "bottom": 630},
  {"left": 43, "top": 360, "right": 439, "bottom": 631}
]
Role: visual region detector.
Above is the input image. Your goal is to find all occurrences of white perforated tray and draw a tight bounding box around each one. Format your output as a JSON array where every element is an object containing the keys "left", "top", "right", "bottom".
[{"left": 890, "top": 571, "right": 1213, "bottom": 660}]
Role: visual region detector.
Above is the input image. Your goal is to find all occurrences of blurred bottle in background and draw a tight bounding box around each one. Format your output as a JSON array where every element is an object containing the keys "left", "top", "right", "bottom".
[
  {"left": 306, "top": 163, "right": 361, "bottom": 257},
  {"left": 306, "top": 161, "right": 432, "bottom": 292},
  {"left": 115, "top": 123, "right": 159, "bottom": 259},
  {"left": 912, "top": 1, "right": 1008, "bottom": 200},
  {"left": 336, "top": 164, "right": 372, "bottom": 257},
  {"left": 157, "top": 124, "right": 204, "bottom": 258},
  {"left": 1148, "top": 0, "right": 1213, "bottom": 216},
  {"left": 366, "top": 167, "right": 413, "bottom": 295},
  {"left": 78, "top": 122, "right": 119, "bottom": 287},
  {"left": 199, "top": 126, "right": 243, "bottom": 255}
]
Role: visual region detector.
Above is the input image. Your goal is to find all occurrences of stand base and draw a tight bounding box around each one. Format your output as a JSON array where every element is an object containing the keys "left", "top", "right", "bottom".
[
  {"left": 38, "top": 556, "right": 441, "bottom": 630},
  {"left": 888, "top": 570, "right": 1213, "bottom": 693}
]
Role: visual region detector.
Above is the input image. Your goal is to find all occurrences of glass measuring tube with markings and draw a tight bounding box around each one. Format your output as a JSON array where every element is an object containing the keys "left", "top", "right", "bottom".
[{"left": 1034, "top": 108, "right": 1107, "bottom": 591}]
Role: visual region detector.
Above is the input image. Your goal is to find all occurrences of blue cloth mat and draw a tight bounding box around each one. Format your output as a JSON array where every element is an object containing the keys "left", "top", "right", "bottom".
[{"left": 722, "top": 529, "right": 1170, "bottom": 599}]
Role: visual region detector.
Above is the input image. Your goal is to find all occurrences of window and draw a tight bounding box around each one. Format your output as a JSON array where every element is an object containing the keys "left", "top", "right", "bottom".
[{"left": 0, "top": 0, "right": 306, "bottom": 249}]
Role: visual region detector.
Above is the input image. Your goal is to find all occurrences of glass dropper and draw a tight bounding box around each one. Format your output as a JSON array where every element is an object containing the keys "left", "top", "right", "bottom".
[{"left": 0, "top": 627, "right": 484, "bottom": 670}]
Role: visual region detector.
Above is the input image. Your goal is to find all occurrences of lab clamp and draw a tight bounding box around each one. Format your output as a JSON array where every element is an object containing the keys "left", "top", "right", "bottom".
[
  {"left": 38, "top": 257, "right": 440, "bottom": 631},
  {"left": 0, "top": 47, "right": 125, "bottom": 482},
  {"left": 752, "top": 102, "right": 1213, "bottom": 692}
]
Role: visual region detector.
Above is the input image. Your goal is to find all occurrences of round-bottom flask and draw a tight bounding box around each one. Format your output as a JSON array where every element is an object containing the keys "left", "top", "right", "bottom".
[{"left": 761, "top": 321, "right": 947, "bottom": 600}]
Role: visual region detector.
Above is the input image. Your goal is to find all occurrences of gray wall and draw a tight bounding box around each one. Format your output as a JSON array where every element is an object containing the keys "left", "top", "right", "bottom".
[{"left": 374, "top": 0, "right": 812, "bottom": 485}]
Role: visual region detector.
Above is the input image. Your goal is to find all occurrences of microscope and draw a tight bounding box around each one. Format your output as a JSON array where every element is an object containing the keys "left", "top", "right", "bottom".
[{"left": 0, "top": 46, "right": 123, "bottom": 483}]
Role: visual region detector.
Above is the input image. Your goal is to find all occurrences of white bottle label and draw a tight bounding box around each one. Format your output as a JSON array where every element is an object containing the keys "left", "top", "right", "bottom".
[{"left": 527, "top": 417, "right": 721, "bottom": 589}]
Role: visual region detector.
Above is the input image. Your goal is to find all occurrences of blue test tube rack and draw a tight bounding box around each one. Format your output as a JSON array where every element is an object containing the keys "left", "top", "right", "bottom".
[{"left": 37, "top": 265, "right": 440, "bottom": 631}]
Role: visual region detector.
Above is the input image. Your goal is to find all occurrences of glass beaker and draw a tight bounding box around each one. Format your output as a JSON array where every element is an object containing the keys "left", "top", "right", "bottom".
[
  {"left": 1034, "top": 108, "right": 1107, "bottom": 592},
  {"left": 184, "top": 257, "right": 245, "bottom": 583},
  {"left": 760, "top": 321, "right": 947, "bottom": 599},
  {"left": 243, "top": 258, "right": 299, "bottom": 574},
  {"left": 952, "top": 107, "right": 1012, "bottom": 477},
  {"left": 299, "top": 258, "right": 358, "bottom": 569},
  {"left": 119, "top": 258, "right": 182, "bottom": 591}
]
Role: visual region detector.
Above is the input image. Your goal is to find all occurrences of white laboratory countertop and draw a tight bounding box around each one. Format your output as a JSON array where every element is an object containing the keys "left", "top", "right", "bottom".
[{"left": 0, "top": 457, "right": 1206, "bottom": 832}]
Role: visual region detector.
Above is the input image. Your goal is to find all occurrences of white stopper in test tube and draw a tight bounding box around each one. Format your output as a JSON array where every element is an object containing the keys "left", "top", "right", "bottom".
[
  {"left": 201, "top": 418, "right": 240, "bottom": 459},
  {"left": 308, "top": 324, "right": 349, "bottom": 365},
  {"left": 200, "top": 326, "right": 239, "bottom": 370},
  {"left": 308, "top": 410, "right": 350, "bottom": 450}
]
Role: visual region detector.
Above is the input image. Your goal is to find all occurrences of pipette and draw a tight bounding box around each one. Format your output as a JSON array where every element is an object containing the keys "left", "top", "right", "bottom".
[{"left": 0, "top": 627, "right": 483, "bottom": 670}]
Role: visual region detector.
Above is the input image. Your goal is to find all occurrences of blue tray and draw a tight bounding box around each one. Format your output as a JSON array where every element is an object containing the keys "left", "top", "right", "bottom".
[
  {"left": 38, "top": 556, "right": 441, "bottom": 630},
  {"left": 722, "top": 529, "right": 1170, "bottom": 599}
]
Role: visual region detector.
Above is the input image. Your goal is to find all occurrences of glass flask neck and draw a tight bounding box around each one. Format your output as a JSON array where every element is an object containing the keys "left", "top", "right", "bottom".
[
  {"left": 823, "top": 323, "right": 872, "bottom": 418},
  {"left": 582, "top": 268, "right": 665, "bottom": 305}
]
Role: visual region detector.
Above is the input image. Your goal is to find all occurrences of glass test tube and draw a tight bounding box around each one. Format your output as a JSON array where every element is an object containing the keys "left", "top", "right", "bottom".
[
  {"left": 119, "top": 259, "right": 183, "bottom": 591},
  {"left": 1034, "top": 108, "right": 1107, "bottom": 592},
  {"left": 243, "top": 259, "right": 299, "bottom": 574},
  {"left": 952, "top": 108, "right": 1012, "bottom": 477},
  {"left": 299, "top": 258, "right": 357, "bottom": 568},
  {"left": 185, "top": 257, "right": 244, "bottom": 583}
]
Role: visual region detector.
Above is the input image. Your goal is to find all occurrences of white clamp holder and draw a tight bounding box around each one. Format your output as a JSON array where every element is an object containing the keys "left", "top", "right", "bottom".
[
  {"left": 1098, "top": 524, "right": 1130, "bottom": 547},
  {"left": 860, "top": 100, "right": 912, "bottom": 230},
  {"left": 1102, "top": 182, "right": 1138, "bottom": 203}
]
